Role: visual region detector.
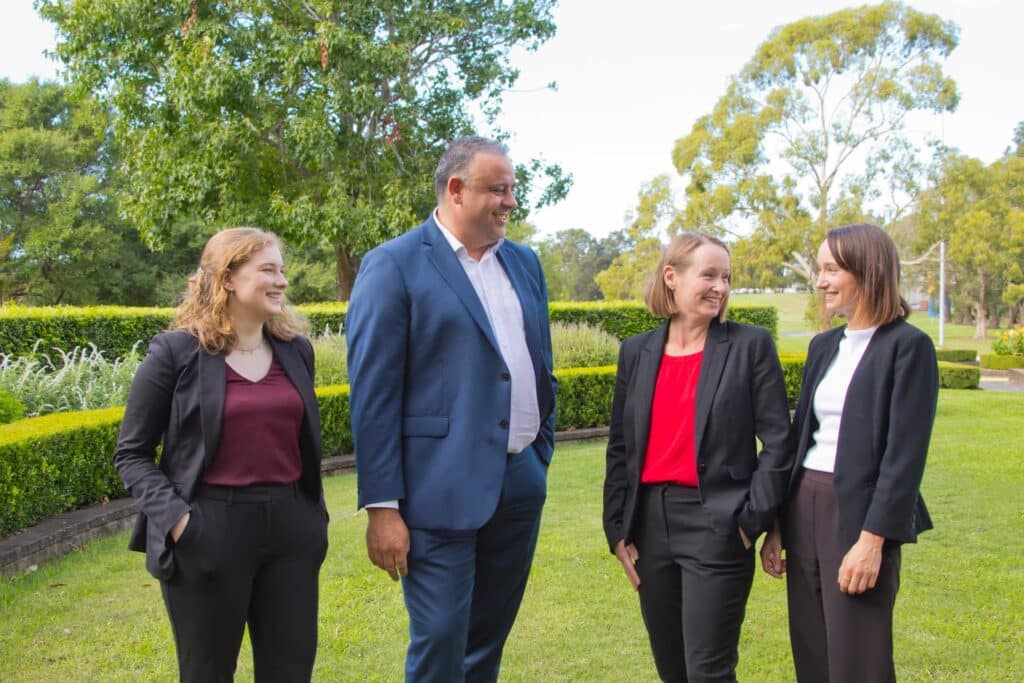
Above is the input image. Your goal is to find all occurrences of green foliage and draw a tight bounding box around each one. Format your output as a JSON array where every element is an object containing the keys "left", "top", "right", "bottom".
[
  {"left": 934, "top": 348, "right": 977, "bottom": 362},
  {"left": 937, "top": 362, "right": 980, "bottom": 390},
  {"left": 992, "top": 327, "right": 1024, "bottom": 356},
  {"left": 315, "top": 385, "right": 352, "bottom": 461},
  {"left": 672, "top": 2, "right": 960, "bottom": 295},
  {"left": 40, "top": 0, "right": 567, "bottom": 298},
  {"left": 312, "top": 331, "right": 348, "bottom": 387},
  {"left": 550, "top": 322, "right": 619, "bottom": 370},
  {"left": 0, "top": 386, "right": 25, "bottom": 424},
  {"left": 535, "top": 228, "right": 627, "bottom": 301},
  {"left": 551, "top": 302, "right": 777, "bottom": 340},
  {"left": 553, "top": 365, "right": 616, "bottom": 430},
  {"left": 778, "top": 352, "right": 807, "bottom": 407},
  {"left": 0, "top": 344, "right": 142, "bottom": 417},
  {"left": 980, "top": 353, "right": 1024, "bottom": 370},
  {"left": 0, "top": 305, "right": 173, "bottom": 359}
]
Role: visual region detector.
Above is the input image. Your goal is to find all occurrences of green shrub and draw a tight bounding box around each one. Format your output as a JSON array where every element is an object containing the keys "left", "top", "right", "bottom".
[
  {"left": 312, "top": 331, "right": 348, "bottom": 387},
  {"left": 980, "top": 353, "right": 1024, "bottom": 370},
  {"left": 0, "top": 344, "right": 142, "bottom": 417},
  {"left": 993, "top": 327, "right": 1024, "bottom": 356},
  {"left": 553, "top": 365, "right": 616, "bottom": 430},
  {"left": 938, "top": 362, "right": 980, "bottom": 389},
  {"left": 0, "top": 387, "right": 25, "bottom": 424},
  {"left": 778, "top": 353, "right": 807, "bottom": 408},
  {"left": 935, "top": 348, "right": 977, "bottom": 363},
  {"left": 549, "top": 301, "right": 777, "bottom": 340},
  {"left": 551, "top": 322, "right": 620, "bottom": 370},
  {"left": 0, "top": 305, "right": 173, "bottom": 359},
  {"left": 316, "top": 385, "right": 352, "bottom": 457}
]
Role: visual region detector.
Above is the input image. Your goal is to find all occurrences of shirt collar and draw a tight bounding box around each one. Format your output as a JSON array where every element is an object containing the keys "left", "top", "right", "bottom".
[{"left": 433, "top": 209, "right": 504, "bottom": 260}]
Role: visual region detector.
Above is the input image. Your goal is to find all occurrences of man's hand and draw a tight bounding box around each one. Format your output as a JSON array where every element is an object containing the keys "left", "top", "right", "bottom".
[
  {"left": 838, "top": 530, "right": 885, "bottom": 594},
  {"left": 760, "top": 521, "right": 786, "bottom": 578},
  {"left": 613, "top": 539, "right": 640, "bottom": 591},
  {"left": 366, "top": 508, "right": 410, "bottom": 581}
]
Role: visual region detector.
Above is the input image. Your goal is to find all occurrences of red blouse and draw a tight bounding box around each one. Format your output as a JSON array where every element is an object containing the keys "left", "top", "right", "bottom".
[
  {"left": 640, "top": 351, "right": 703, "bottom": 487},
  {"left": 202, "top": 357, "right": 304, "bottom": 486}
]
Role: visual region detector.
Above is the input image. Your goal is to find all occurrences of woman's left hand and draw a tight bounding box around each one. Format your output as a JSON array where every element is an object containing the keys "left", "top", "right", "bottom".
[
  {"left": 838, "top": 530, "right": 885, "bottom": 594},
  {"left": 738, "top": 526, "right": 752, "bottom": 551}
]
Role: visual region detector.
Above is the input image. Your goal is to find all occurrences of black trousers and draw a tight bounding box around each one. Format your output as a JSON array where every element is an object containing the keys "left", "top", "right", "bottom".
[
  {"left": 785, "top": 469, "right": 901, "bottom": 683},
  {"left": 635, "top": 484, "right": 755, "bottom": 683},
  {"left": 161, "top": 482, "right": 329, "bottom": 683}
]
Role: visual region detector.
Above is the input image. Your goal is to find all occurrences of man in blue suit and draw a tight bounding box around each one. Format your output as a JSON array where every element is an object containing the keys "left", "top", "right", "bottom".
[{"left": 346, "top": 136, "right": 557, "bottom": 682}]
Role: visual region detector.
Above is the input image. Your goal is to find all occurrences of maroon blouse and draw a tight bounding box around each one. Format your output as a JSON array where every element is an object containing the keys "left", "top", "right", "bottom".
[{"left": 202, "top": 356, "right": 304, "bottom": 486}]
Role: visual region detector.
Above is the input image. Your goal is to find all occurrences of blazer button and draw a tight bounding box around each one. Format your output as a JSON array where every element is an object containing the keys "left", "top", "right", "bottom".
[
  {"left": 501, "top": 372, "right": 511, "bottom": 381},
  {"left": 499, "top": 419, "right": 509, "bottom": 428}
]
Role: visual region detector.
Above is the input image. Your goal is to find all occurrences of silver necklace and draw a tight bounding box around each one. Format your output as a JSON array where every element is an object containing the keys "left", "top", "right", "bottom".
[{"left": 234, "top": 338, "right": 266, "bottom": 355}]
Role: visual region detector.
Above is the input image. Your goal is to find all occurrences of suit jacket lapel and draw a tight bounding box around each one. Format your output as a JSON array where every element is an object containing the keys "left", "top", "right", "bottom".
[
  {"left": 495, "top": 244, "right": 549, "bottom": 405},
  {"left": 694, "top": 319, "right": 730, "bottom": 458},
  {"left": 633, "top": 324, "right": 669, "bottom": 471},
  {"left": 198, "top": 347, "right": 226, "bottom": 470},
  {"left": 421, "top": 218, "right": 502, "bottom": 356}
]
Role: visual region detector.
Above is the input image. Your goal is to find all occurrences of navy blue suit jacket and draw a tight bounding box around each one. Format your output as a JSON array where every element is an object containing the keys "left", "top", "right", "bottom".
[{"left": 346, "top": 216, "right": 557, "bottom": 531}]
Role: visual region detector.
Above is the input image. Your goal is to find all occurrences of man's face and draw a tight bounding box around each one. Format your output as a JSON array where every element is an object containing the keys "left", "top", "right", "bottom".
[{"left": 452, "top": 152, "right": 518, "bottom": 250}]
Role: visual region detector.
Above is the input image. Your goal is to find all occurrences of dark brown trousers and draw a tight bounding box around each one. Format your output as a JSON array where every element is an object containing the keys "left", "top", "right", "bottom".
[{"left": 785, "top": 469, "right": 901, "bottom": 683}]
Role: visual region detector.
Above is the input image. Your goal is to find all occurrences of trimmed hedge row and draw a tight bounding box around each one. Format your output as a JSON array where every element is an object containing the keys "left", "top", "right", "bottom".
[
  {"left": 0, "top": 302, "right": 778, "bottom": 358},
  {"left": 937, "top": 362, "right": 981, "bottom": 390},
  {"left": 980, "top": 353, "right": 1024, "bottom": 370},
  {"left": 935, "top": 348, "right": 977, "bottom": 363},
  {"left": 0, "top": 366, "right": 627, "bottom": 537}
]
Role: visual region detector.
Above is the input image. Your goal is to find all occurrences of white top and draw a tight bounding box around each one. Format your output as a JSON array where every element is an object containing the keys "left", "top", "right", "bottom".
[
  {"left": 803, "top": 326, "right": 878, "bottom": 473},
  {"left": 434, "top": 213, "right": 541, "bottom": 454}
]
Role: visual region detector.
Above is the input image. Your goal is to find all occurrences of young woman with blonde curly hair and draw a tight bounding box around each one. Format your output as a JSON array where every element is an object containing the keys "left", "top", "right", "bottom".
[{"left": 115, "top": 227, "right": 329, "bottom": 681}]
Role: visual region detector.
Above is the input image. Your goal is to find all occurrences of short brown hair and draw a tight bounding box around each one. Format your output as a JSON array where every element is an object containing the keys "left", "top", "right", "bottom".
[
  {"left": 173, "top": 227, "right": 308, "bottom": 353},
  {"left": 434, "top": 136, "right": 509, "bottom": 201},
  {"left": 826, "top": 223, "right": 910, "bottom": 327},
  {"left": 643, "top": 232, "right": 730, "bottom": 320}
]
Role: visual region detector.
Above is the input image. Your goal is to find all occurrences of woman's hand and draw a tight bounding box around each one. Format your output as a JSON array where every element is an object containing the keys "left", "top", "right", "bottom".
[
  {"left": 739, "top": 526, "right": 753, "bottom": 550},
  {"left": 760, "top": 521, "right": 786, "bottom": 578},
  {"left": 614, "top": 539, "right": 640, "bottom": 591},
  {"left": 838, "top": 530, "right": 885, "bottom": 594},
  {"left": 170, "top": 512, "right": 190, "bottom": 543}
]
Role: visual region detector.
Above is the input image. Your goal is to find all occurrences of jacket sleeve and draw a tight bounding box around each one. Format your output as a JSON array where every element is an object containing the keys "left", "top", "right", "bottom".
[
  {"left": 346, "top": 248, "right": 409, "bottom": 508},
  {"left": 737, "top": 328, "right": 795, "bottom": 539},
  {"left": 862, "top": 331, "right": 938, "bottom": 541},
  {"left": 531, "top": 246, "right": 557, "bottom": 465},
  {"left": 602, "top": 341, "right": 632, "bottom": 553},
  {"left": 113, "top": 334, "right": 191, "bottom": 540}
]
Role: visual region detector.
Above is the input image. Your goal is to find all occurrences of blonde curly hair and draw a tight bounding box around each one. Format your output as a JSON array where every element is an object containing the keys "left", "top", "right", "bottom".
[{"left": 174, "top": 227, "right": 308, "bottom": 353}]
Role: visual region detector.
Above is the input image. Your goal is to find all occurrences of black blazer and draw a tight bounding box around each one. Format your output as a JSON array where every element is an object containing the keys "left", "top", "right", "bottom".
[
  {"left": 114, "top": 330, "right": 325, "bottom": 579},
  {"left": 786, "top": 318, "right": 937, "bottom": 547},
  {"left": 603, "top": 319, "right": 793, "bottom": 553}
]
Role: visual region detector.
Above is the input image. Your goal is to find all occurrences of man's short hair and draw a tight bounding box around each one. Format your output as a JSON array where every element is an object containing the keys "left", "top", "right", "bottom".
[{"left": 434, "top": 136, "right": 510, "bottom": 201}]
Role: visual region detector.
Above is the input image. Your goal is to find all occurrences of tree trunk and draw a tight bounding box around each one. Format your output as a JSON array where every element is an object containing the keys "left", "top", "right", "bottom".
[
  {"left": 974, "top": 270, "right": 987, "bottom": 340},
  {"left": 335, "top": 245, "right": 359, "bottom": 301}
]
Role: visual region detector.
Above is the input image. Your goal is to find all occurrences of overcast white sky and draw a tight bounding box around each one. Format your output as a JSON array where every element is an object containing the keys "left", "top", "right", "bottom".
[{"left": 3, "top": 0, "right": 1021, "bottom": 238}]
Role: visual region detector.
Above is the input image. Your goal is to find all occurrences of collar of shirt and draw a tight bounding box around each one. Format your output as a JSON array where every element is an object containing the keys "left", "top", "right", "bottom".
[{"left": 433, "top": 209, "right": 504, "bottom": 261}]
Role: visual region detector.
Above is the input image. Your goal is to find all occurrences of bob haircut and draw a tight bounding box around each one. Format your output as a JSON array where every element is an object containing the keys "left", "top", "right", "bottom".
[
  {"left": 826, "top": 223, "right": 910, "bottom": 327},
  {"left": 643, "top": 232, "right": 730, "bottom": 321},
  {"left": 173, "top": 227, "right": 308, "bottom": 353}
]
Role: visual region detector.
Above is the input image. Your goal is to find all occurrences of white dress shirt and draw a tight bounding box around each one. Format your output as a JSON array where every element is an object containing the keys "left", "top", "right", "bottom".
[{"left": 803, "top": 326, "right": 877, "bottom": 473}]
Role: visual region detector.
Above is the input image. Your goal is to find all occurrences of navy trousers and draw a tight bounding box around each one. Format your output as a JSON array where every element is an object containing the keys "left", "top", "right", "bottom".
[{"left": 401, "top": 444, "right": 548, "bottom": 683}]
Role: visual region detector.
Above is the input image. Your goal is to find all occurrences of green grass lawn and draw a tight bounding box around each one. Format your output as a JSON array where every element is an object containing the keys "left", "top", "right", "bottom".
[
  {"left": 731, "top": 292, "right": 997, "bottom": 356},
  {"left": 1, "top": 390, "right": 1021, "bottom": 681}
]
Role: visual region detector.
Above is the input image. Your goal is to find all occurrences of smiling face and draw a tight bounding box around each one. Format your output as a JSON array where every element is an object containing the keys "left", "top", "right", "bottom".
[
  {"left": 449, "top": 151, "right": 518, "bottom": 254},
  {"left": 223, "top": 244, "right": 287, "bottom": 324},
  {"left": 665, "top": 243, "right": 731, "bottom": 322},
  {"left": 816, "top": 240, "right": 861, "bottom": 319}
]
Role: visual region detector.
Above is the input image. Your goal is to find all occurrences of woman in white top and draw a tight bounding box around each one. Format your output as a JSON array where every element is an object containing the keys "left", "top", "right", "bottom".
[{"left": 760, "top": 223, "right": 939, "bottom": 683}]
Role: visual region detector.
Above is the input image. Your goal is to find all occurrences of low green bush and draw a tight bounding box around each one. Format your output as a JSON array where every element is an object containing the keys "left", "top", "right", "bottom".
[
  {"left": 312, "top": 332, "right": 348, "bottom": 387},
  {"left": 938, "top": 362, "right": 980, "bottom": 389},
  {"left": 551, "top": 322, "right": 620, "bottom": 370},
  {"left": 993, "top": 327, "right": 1024, "bottom": 356},
  {"left": 0, "top": 305, "right": 173, "bottom": 359},
  {"left": 0, "top": 387, "right": 25, "bottom": 424},
  {"left": 778, "top": 353, "right": 807, "bottom": 408},
  {"left": 549, "top": 301, "right": 777, "bottom": 340},
  {"left": 935, "top": 348, "right": 977, "bottom": 363},
  {"left": 980, "top": 353, "right": 1024, "bottom": 370}
]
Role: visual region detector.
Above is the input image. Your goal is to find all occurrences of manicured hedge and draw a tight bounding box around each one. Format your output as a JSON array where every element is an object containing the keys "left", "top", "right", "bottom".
[
  {"left": 935, "top": 348, "right": 977, "bottom": 363},
  {"left": 980, "top": 353, "right": 1024, "bottom": 370},
  {"left": 778, "top": 353, "right": 807, "bottom": 408},
  {"left": 937, "top": 362, "right": 980, "bottom": 390},
  {"left": 1, "top": 301, "right": 777, "bottom": 358},
  {"left": 550, "top": 301, "right": 777, "bottom": 340}
]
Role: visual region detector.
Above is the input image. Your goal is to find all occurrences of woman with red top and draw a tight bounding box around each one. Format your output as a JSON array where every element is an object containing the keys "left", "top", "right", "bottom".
[
  {"left": 115, "top": 228, "right": 328, "bottom": 682},
  {"left": 603, "top": 232, "right": 792, "bottom": 682}
]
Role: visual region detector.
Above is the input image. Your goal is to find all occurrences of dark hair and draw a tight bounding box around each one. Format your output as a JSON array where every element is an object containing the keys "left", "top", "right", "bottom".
[
  {"left": 826, "top": 223, "right": 910, "bottom": 326},
  {"left": 643, "top": 232, "right": 730, "bottom": 320},
  {"left": 433, "top": 136, "right": 509, "bottom": 200}
]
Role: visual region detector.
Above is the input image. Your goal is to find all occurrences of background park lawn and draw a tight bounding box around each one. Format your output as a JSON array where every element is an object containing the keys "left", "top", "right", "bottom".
[
  {"left": 730, "top": 292, "right": 997, "bottom": 355},
  {"left": 1, "top": 390, "right": 1021, "bottom": 681}
]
